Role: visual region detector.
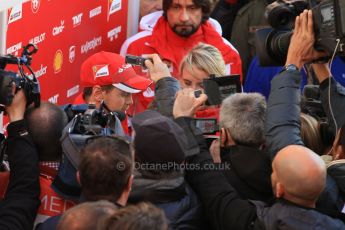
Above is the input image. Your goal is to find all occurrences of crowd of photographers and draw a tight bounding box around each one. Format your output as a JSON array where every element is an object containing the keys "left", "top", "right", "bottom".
[{"left": 1, "top": 0, "right": 345, "bottom": 230}]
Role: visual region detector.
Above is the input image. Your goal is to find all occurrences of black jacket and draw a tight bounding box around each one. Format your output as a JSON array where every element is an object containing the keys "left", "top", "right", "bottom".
[
  {"left": 154, "top": 76, "right": 180, "bottom": 118},
  {"left": 181, "top": 70, "right": 345, "bottom": 229},
  {"left": 319, "top": 77, "right": 345, "bottom": 134},
  {"left": 0, "top": 120, "right": 40, "bottom": 230},
  {"left": 220, "top": 145, "right": 273, "bottom": 202},
  {"left": 180, "top": 115, "right": 345, "bottom": 230},
  {"left": 128, "top": 170, "right": 204, "bottom": 230}
]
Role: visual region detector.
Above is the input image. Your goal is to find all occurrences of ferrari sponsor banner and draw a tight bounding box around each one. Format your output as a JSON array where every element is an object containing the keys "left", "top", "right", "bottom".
[{"left": 5, "top": 0, "right": 128, "bottom": 105}]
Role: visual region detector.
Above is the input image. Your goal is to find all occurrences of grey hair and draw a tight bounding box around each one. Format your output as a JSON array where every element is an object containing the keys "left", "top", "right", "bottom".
[
  {"left": 179, "top": 43, "right": 226, "bottom": 77},
  {"left": 220, "top": 93, "right": 267, "bottom": 146}
]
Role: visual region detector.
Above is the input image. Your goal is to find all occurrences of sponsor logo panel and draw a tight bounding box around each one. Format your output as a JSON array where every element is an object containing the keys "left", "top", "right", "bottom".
[
  {"left": 52, "top": 20, "right": 65, "bottom": 36},
  {"left": 53, "top": 50, "right": 63, "bottom": 73},
  {"left": 81, "top": 36, "right": 102, "bottom": 54},
  {"left": 107, "top": 26, "right": 121, "bottom": 41},
  {"left": 48, "top": 94, "right": 59, "bottom": 104},
  {"left": 7, "top": 42, "right": 22, "bottom": 55},
  {"left": 29, "top": 64, "right": 48, "bottom": 79},
  {"left": 29, "top": 33, "right": 46, "bottom": 46},
  {"left": 8, "top": 5, "right": 22, "bottom": 24},
  {"left": 67, "top": 85, "right": 79, "bottom": 98},
  {"left": 90, "top": 6, "right": 102, "bottom": 18},
  {"left": 31, "top": 0, "right": 41, "bottom": 14},
  {"left": 69, "top": 46, "right": 76, "bottom": 63},
  {"left": 72, "top": 13, "right": 83, "bottom": 27}
]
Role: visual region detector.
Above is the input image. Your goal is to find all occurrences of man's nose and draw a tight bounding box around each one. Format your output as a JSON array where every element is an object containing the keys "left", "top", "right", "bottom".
[
  {"left": 126, "top": 94, "right": 133, "bottom": 105},
  {"left": 179, "top": 9, "right": 189, "bottom": 22}
]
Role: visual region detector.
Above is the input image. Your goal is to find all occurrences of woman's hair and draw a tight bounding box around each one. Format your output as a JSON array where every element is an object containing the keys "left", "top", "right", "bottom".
[
  {"left": 179, "top": 43, "right": 226, "bottom": 77},
  {"left": 300, "top": 113, "right": 324, "bottom": 155},
  {"left": 98, "top": 202, "right": 167, "bottom": 230}
]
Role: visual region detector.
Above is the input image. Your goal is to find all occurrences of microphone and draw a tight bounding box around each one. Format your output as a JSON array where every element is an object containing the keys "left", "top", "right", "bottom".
[{"left": 112, "top": 111, "right": 126, "bottom": 121}]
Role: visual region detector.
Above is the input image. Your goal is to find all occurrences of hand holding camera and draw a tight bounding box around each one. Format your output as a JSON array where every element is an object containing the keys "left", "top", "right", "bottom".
[
  {"left": 173, "top": 88, "right": 207, "bottom": 118},
  {"left": 0, "top": 43, "right": 40, "bottom": 113},
  {"left": 5, "top": 88, "right": 27, "bottom": 122},
  {"left": 286, "top": 10, "right": 326, "bottom": 68},
  {"left": 256, "top": 0, "right": 345, "bottom": 66},
  {"left": 125, "top": 54, "right": 171, "bottom": 83}
]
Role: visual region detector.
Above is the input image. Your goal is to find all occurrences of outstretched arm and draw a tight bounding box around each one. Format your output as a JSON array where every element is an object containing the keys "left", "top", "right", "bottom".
[{"left": 0, "top": 90, "right": 40, "bottom": 230}]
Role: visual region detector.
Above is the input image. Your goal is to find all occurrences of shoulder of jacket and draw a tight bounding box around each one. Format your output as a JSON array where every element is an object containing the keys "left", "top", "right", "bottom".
[
  {"left": 120, "top": 31, "right": 153, "bottom": 56},
  {"left": 222, "top": 37, "right": 240, "bottom": 55},
  {"left": 237, "top": 0, "right": 267, "bottom": 16}
]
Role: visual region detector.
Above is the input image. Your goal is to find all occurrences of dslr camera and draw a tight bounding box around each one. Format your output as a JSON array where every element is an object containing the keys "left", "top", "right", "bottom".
[
  {"left": 0, "top": 44, "right": 40, "bottom": 111},
  {"left": 62, "top": 103, "right": 125, "bottom": 135},
  {"left": 256, "top": 0, "right": 345, "bottom": 66}
]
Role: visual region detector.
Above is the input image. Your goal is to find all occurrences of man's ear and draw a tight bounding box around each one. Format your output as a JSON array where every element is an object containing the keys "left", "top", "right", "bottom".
[
  {"left": 76, "top": 171, "right": 81, "bottom": 186},
  {"left": 126, "top": 174, "right": 134, "bottom": 193},
  {"left": 91, "top": 85, "right": 103, "bottom": 102},
  {"left": 220, "top": 128, "right": 236, "bottom": 146},
  {"left": 334, "top": 145, "right": 345, "bottom": 160},
  {"left": 220, "top": 128, "right": 227, "bottom": 147},
  {"left": 333, "top": 129, "right": 345, "bottom": 160},
  {"left": 275, "top": 182, "right": 284, "bottom": 198}
]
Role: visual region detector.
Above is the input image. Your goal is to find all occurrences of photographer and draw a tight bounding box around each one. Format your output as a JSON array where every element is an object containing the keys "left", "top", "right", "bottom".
[
  {"left": 180, "top": 10, "right": 345, "bottom": 229},
  {"left": 0, "top": 89, "right": 40, "bottom": 230},
  {"left": 311, "top": 62, "right": 345, "bottom": 144}
]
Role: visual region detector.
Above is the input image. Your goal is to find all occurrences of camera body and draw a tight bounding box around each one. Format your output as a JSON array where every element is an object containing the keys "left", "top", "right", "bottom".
[
  {"left": 194, "top": 74, "right": 242, "bottom": 106},
  {"left": 62, "top": 103, "right": 125, "bottom": 135},
  {"left": 256, "top": 0, "right": 345, "bottom": 66},
  {"left": 0, "top": 44, "right": 40, "bottom": 111}
]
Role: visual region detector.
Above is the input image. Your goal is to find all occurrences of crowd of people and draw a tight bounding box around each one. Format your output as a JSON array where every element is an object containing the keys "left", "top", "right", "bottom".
[{"left": 1, "top": 0, "right": 345, "bottom": 229}]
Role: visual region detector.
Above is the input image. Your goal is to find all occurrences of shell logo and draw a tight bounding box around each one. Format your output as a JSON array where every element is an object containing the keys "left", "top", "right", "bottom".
[{"left": 53, "top": 50, "right": 63, "bottom": 74}]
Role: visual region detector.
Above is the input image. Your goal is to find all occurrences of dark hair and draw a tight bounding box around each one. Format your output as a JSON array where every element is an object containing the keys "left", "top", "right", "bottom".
[
  {"left": 82, "top": 85, "right": 114, "bottom": 102},
  {"left": 24, "top": 102, "right": 68, "bottom": 162},
  {"left": 58, "top": 200, "right": 117, "bottom": 230},
  {"left": 83, "top": 87, "right": 93, "bottom": 102},
  {"left": 162, "top": 0, "right": 211, "bottom": 23},
  {"left": 98, "top": 202, "right": 167, "bottom": 230},
  {"left": 79, "top": 136, "right": 133, "bottom": 203}
]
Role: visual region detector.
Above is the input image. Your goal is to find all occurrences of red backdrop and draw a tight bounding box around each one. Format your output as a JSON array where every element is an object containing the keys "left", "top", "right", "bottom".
[{"left": 5, "top": 0, "right": 128, "bottom": 105}]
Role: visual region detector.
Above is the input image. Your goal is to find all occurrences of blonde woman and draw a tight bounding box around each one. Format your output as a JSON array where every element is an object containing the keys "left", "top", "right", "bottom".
[{"left": 179, "top": 43, "right": 227, "bottom": 91}]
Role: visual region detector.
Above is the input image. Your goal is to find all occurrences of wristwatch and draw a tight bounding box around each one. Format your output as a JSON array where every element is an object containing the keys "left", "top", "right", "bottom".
[{"left": 281, "top": 64, "right": 299, "bottom": 73}]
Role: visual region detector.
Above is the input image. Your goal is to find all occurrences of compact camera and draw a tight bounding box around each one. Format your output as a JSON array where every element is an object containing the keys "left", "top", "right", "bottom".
[{"left": 125, "top": 55, "right": 153, "bottom": 69}]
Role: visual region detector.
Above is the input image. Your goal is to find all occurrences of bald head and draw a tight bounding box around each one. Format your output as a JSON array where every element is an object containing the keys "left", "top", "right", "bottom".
[
  {"left": 272, "top": 145, "right": 326, "bottom": 204},
  {"left": 57, "top": 200, "right": 117, "bottom": 230}
]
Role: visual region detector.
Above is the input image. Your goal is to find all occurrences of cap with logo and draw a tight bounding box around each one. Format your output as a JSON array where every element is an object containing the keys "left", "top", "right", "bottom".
[{"left": 80, "top": 51, "right": 152, "bottom": 93}]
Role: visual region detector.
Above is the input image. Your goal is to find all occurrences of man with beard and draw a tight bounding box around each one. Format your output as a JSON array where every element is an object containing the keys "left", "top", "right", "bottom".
[{"left": 120, "top": 0, "right": 242, "bottom": 115}]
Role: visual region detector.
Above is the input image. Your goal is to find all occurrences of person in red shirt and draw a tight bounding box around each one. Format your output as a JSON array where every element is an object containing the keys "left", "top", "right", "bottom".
[
  {"left": 73, "top": 52, "right": 152, "bottom": 135},
  {"left": 120, "top": 0, "right": 242, "bottom": 115}
]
